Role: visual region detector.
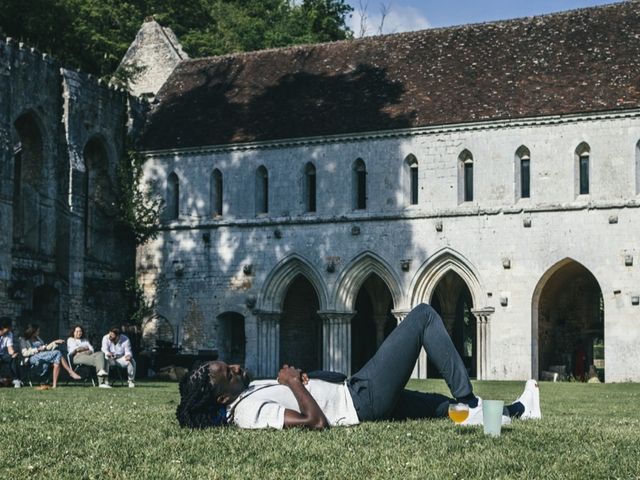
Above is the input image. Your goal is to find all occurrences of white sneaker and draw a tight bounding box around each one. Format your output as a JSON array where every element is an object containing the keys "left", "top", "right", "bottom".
[
  {"left": 459, "top": 397, "right": 511, "bottom": 426},
  {"left": 515, "top": 379, "right": 542, "bottom": 420},
  {"left": 99, "top": 383, "right": 112, "bottom": 389},
  {"left": 96, "top": 369, "right": 108, "bottom": 377},
  {"left": 128, "top": 381, "right": 135, "bottom": 388},
  {"left": 12, "top": 379, "right": 22, "bottom": 388}
]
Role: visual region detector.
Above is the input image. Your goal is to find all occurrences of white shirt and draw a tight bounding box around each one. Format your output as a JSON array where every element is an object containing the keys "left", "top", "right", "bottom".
[
  {"left": 228, "top": 379, "right": 360, "bottom": 429},
  {"left": 101, "top": 334, "right": 133, "bottom": 358},
  {"left": 67, "top": 338, "right": 95, "bottom": 356},
  {"left": 0, "top": 332, "right": 13, "bottom": 355}
]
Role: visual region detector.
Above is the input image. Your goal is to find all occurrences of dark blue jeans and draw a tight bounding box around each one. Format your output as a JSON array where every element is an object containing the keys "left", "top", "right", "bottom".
[
  {"left": 0, "top": 353, "right": 19, "bottom": 379},
  {"left": 347, "top": 303, "right": 472, "bottom": 421}
]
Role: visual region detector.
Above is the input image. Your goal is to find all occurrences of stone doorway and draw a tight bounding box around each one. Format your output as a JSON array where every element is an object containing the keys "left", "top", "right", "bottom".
[
  {"left": 535, "top": 260, "right": 604, "bottom": 381},
  {"left": 217, "top": 312, "right": 246, "bottom": 365},
  {"left": 429, "top": 271, "right": 477, "bottom": 378},
  {"left": 280, "top": 275, "right": 321, "bottom": 372},
  {"left": 351, "top": 273, "right": 396, "bottom": 373}
]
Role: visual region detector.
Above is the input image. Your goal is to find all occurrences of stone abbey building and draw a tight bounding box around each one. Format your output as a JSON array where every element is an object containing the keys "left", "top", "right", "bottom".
[{"left": 3, "top": 2, "right": 640, "bottom": 381}]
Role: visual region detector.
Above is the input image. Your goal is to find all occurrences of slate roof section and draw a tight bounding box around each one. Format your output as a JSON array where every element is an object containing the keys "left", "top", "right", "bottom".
[{"left": 141, "top": 2, "right": 640, "bottom": 151}]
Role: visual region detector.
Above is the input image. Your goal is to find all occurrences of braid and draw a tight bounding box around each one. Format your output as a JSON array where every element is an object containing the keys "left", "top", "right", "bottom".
[{"left": 176, "top": 363, "right": 228, "bottom": 428}]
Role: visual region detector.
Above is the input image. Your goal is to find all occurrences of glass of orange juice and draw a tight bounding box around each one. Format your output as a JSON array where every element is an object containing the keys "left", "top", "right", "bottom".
[{"left": 448, "top": 403, "right": 469, "bottom": 425}]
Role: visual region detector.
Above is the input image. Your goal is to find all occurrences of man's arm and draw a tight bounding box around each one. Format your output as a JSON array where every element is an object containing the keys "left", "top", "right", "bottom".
[
  {"left": 278, "top": 365, "right": 329, "bottom": 430},
  {"left": 101, "top": 335, "right": 111, "bottom": 356},
  {"left": 122, "top": 337, "right": 133, "bottom": 360}
]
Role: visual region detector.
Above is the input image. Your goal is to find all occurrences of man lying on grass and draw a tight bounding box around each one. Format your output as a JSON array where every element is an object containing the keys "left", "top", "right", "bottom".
[{"left": 176, "top": 303, "right": 541, "bottom": 430}]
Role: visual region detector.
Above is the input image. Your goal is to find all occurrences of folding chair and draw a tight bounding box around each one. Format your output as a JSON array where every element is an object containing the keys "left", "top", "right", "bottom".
[
  {"left": 21, "top": 358, "right": 52, "bottom": 387},
  {"left": 66, "top": 352, "right": 96, "bottom": 386}
]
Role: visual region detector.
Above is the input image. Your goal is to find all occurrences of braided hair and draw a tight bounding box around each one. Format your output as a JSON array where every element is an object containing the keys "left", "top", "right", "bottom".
[{"left": 176, "top": 363, "right": 228, "bottom": 428}]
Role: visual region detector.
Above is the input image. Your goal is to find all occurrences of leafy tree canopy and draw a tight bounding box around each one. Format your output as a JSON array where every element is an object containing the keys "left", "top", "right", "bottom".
[{"left": 0, "top": 0, "right": 353, "bottom": 76}]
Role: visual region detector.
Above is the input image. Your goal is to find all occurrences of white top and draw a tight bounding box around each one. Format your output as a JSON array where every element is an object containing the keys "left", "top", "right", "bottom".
[
  {"left": 0, "top": 332, "right": 13, "bottom": 355},
  {"left": 228, "top": 379, "right": 360, "bottom": 429},
  {"left": 67, "top": 338, "right": 95, "bottom": 356},
  {"left": 101, "top": 334, "right": 133, "bottom": 358}
]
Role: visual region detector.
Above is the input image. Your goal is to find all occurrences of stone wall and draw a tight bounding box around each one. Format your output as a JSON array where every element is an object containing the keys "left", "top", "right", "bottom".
[
  {"left": 138, "top": 110, "right": 640, "bottom": 382},
  {"left": 0, "top": 36, "right": 136, "bottom": 342}
]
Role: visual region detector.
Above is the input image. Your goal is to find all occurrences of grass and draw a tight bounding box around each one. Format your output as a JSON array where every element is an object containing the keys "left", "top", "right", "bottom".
[{"left": 1, "top": 380, "right": 640, "bottom": 479}]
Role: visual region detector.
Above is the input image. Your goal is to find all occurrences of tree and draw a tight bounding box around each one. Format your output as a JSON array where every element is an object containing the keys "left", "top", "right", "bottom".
[{"left": 0, "top": 0, "right": 353, "bottom": 76}]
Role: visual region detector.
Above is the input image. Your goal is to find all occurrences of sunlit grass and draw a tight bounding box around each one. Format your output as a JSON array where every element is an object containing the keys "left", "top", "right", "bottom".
[{"left": 1, "top": 380, "right": 639, "bottom": 479}]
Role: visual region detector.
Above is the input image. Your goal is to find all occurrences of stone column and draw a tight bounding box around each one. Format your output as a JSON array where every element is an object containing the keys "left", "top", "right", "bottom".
[
  {"left": 472, "top": 308, "right": 494, "bottom": 380},
  {"left": 255, "top": 311, "right": 280, "bottom": 378},
  {"left": 391, "top": 309, "right": 428, "bottom": 379},
  {"left": 318, "top": 312, "right": 354, "bottom": 376}
]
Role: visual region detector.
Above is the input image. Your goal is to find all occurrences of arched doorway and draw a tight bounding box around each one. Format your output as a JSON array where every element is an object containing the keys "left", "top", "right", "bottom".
[
  {"left": 351, "top": 273, "right": 397, "bottom": 372},
  {"left": 429, "top": 271, "right": 476, "bottom": 378},
  {"left": 534, "top": 260, "right": 604, "bottom": 381},
  {"left": 280, "top": 275, "right": 321, "bottom": 371},
  {"left": 217, "top": 312, "right": 246, "bottom": 365}
]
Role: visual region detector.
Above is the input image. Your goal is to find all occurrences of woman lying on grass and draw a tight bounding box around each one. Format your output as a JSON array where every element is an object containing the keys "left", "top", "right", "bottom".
[{"left": 176, "top": 304, "right": 541, "bottom": 430}]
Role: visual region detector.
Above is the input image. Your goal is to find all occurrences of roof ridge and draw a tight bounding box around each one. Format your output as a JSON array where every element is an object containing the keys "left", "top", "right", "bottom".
[{"left": 180, "top": 1, "right": 628, "bottom": 64}]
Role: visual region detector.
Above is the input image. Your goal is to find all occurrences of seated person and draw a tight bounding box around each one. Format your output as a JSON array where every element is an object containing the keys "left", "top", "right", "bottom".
[
  {"left": 0, "top": 316, "right": 21, "bottom": 388},
  {"left": 20, "top": 324, "right": 81, "bottom": 388},
  {"left": 67, "top": 325, "right": 111, "bottom": 388},
  {"left": 177, "top": 303, "right": 542, "bottom": 430},
  {"left": 101, "top": 327, "right": 136, "bottom": 388}
]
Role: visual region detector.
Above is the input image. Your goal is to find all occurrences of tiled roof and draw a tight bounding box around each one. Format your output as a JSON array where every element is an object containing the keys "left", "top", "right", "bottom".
[{"left": 141, "top": 2, "right": 640, "bottom": 151}]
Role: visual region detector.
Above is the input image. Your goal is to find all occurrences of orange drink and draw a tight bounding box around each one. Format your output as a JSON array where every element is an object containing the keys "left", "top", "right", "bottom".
[{"left": 448, "top": 403, "right": 470, "bottom": 424}]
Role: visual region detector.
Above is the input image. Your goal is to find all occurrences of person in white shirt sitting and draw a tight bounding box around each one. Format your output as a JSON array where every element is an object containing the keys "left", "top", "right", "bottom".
[
  {"left": 101, "top": 327, "right": 136, "bottom": 388},
  {"left": 20, "top": 324, "right": 81, "bottom": 388},
  {"left": 67, "top": 325, "right": 111, "bottom": 388},
  {"left": 0, "top": 317, "right": 22, "bottom": 387}
]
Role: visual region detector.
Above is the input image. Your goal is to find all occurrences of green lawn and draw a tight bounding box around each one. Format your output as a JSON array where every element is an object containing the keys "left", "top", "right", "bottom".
[{"left": 1, "top": 380, "right": 639, "bottom": 479}]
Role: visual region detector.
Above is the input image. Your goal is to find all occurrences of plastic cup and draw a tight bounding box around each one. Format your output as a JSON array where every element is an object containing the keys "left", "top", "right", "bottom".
[{"left": 482, "top": 400, "right": 504, "bottom": 437}]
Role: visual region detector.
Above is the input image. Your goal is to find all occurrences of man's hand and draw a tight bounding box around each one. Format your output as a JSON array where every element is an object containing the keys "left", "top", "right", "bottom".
[
  {"left": 54, "top": 339, "right": 64, "bottom": 345},
  {"left": 277, "top": 365, "right": 303, "bottom": 386},
  {"left": 124, "top": 355, "right": 132, "bottom": 362}
]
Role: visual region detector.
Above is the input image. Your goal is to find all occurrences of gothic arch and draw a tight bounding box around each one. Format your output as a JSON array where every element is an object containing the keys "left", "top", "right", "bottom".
[
  {"left": 332, "top": 251, "right": 404, "bottom": 312},
  {"left": 410, "top": 247, "right": 484, "bottom": 308},
  {"left": 259, "top": 254, "right": 329, "bottom": 312},
  {"left": 531, "top": 257, "right": 604, "bottom": 380},
  {"left": 81, "top": 133, "right": 116, "bottom": 172}
]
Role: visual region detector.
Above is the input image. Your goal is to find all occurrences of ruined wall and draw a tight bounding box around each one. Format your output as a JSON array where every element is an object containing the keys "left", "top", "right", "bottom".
[
  {"left": 0, "top": 36, "right": 135, "bottom": 342},
  {"left": 139, "top": 111, "right": 640, "bottom": 381}
]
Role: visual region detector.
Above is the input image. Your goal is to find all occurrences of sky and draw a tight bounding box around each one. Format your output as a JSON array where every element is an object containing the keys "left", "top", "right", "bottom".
[{"left": 344, "top": 0, "right": 625, "bottom": 36}]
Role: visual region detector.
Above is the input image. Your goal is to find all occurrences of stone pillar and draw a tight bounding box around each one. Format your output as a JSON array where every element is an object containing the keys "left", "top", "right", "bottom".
[
  {"left": 472, "top": 308, "right": 494, "bottom": 380},
  {"left": 318, "top": 312, "right": 354, "bottom": 376},
  {"left": 392, "top": 309, "right": 428, "bottom": 379},
  {"left": 255, "top": 311, "right": 280, "bottom": 378}
]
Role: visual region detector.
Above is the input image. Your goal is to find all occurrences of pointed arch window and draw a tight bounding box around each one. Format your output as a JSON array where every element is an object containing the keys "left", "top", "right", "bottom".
[
  {"left": 515, "top": 146, "right": 531, "bottom": 200},
  {"left": 353, "top": 158, "right": 367, "bottom": 210},
  {"left": 256, "top": 166, "right": 269, "bottom": 215},
  {"left": 635, "top": 140, "right": 640, "bottom": 195},
  {"left": 405, "top": 154, "right": 419, "bottom": 205},
  {"left": 304, "top": 162, "right": 316, "bottom": 213},
  {"left": 575, "top": 143, "right": 590, "bottom": 196},
  {"left": 83, "top": 138, "right": 110, "bottom": 252},
  {"left": 211, "top": 169, "right": 223, "bottom": 217},
  {"left": 458, "top": 150, "right": 474, "bottom": 203},
  {"left": 13, "top": 113, "right": 44, "bottom": 250},
  {"left": 167, "top": 172, "right": 179, "bottom": 220}
]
